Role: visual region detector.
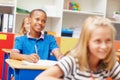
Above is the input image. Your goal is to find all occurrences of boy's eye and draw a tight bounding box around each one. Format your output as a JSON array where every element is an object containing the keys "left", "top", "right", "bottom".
[
  {"left": 35, "top": 18, "right": 46, "bottom": 23},
  {"left": 41, "top": 20, "right": 46, "bottom": 23}
]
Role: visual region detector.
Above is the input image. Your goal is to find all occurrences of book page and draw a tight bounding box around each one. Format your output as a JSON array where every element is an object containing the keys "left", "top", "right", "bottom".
[{"left": 22, "top": 60, "right": 57, "bottom": 66}]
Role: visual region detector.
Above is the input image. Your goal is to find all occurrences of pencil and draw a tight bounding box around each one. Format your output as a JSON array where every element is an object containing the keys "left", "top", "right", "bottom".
[{"left": 34, "top": 45, "right": 38, "bottom": 55}]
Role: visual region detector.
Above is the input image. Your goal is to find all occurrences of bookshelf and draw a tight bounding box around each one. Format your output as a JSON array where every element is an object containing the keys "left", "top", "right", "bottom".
[
  {"left": 0, "top": 0, "right": 16, "bottom": 33},
  {"left": 0, "top": 0, "right": 120, "bottom": 37}
]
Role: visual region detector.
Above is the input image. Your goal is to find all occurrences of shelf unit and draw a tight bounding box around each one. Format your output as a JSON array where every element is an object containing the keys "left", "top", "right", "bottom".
[
  {"left": 0, "top": 0, "right": 16, "bottom": 33},
  {"left": 0, "top": 0, "right": 120, "bottom": 37},
  {"left": 15, "top": 0, "right": 64, "bottom": 37},
  {"left": 63, "top": 0, "right": 120, "bottom": 38}
]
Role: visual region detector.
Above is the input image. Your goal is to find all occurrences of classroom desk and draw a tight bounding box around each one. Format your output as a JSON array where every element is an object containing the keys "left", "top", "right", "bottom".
[
  {"left": 2, "top": 48, "right": 57, "bottom": 80},
  {"left": 6, "top": 59, "right": 55, "bottom": 80}
]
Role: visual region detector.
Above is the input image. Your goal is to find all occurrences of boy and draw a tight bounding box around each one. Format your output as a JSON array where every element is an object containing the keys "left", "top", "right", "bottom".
[{"left": 10, "top": 9, "right": 63, "bottom": 63}]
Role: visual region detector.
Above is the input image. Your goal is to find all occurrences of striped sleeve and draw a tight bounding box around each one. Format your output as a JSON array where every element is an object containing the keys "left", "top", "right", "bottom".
[
  {"left": 56, "top": 56, "right": 76, "bottom": 77},
  {"left": 110, "top": 61, "right": 120, "bottom": 80}
]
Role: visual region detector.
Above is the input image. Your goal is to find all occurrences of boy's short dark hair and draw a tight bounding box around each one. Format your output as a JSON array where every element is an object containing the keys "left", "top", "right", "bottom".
[{"left": 29, "top": 9, "right": 47, "bottom": 18}]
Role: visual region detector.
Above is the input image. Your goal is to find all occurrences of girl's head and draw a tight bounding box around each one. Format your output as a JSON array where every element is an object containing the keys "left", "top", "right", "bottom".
[
  {"left": 19, "top": 17, "right": 30, "bottom": 35},
  {"left": 69, "top": 16, "right": 116, "bottom": 70},
  {"left": 23, "top": 17, "right": 30, "bottom": 32}
]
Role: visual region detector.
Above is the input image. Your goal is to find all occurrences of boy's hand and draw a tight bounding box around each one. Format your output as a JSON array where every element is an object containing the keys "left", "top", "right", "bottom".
[{"left": 24, "top": 53, "right": 40, "bottom": 63}]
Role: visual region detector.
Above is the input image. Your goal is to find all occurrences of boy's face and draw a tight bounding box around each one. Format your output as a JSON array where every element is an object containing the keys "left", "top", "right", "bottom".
[
  {"left": 29, "top": 11, "right": 47, "bottom": 33},
  {"left": 88, "top": 26, "right": 113, "bottom": 61}
]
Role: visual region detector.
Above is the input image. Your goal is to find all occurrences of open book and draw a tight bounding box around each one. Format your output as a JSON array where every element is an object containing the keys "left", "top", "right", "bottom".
[{"left": 22, "top": 60, "right": 57, "bottom": 67}]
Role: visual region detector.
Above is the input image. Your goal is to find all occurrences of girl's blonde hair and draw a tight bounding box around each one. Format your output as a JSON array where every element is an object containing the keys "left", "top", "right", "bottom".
[
  {"left": 68, "top": 16, "right": 116, "bottom": 71},
  {"left": 18, "top": 17, "right": 29, "bottom": 35}
]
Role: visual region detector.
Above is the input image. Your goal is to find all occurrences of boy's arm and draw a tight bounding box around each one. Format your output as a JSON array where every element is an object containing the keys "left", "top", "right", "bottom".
[
  {"left": 10, "top": 50, "right": 39, "bottom": 63},
  {"left": 52, "top": 49, "right": 64, "bottom": 60},
  {"left": 10, "top": 50, "right": 25, "bottom": 60}
]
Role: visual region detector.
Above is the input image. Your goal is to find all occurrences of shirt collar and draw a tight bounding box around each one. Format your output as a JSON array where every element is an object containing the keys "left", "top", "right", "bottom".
[{"left": 27, "top": 31, "right": 44, "bottom": 39}]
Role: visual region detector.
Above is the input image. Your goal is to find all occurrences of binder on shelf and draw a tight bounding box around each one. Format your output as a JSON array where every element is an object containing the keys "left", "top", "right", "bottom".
[
  {"left": 0, "top": 13, "right": 14, "bottom": 33},
  {"left": 7, "top": 14, "right": 14, "bottom": 32},
  {"left": 2, "top": 14, "right": 9, "bottom": 32},
  {"left": 0, "top": 13, "right": 3, "bottom": 32}
]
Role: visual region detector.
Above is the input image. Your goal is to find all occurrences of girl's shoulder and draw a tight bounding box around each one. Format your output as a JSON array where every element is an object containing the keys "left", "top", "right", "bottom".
[
  {"left": 60, "top": 55, "right": 78, "bottom": 65},
  {"left": 109, "top": 61, "right": 120, "bottom": 79},
  {"left": 113, "top": 61, "right": 120, "bottom": 69}
]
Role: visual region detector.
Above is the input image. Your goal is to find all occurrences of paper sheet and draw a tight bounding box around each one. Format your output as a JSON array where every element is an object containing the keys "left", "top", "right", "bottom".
[{"left": 22, "top": 60, "right": 57, "bottom": 66}]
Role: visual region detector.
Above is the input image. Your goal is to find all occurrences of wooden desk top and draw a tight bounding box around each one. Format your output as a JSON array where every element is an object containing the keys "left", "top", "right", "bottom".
[
  {"left": 2, "top": 48, "right": 12, "bottom": 53},
  {"left": 6, "top": 59, "right": 54, "bottom": 70}
]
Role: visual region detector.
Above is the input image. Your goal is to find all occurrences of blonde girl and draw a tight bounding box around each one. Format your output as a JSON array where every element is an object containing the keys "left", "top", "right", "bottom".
[{"left": 35, "top": 16, "right": 120, "bottom": 80}]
